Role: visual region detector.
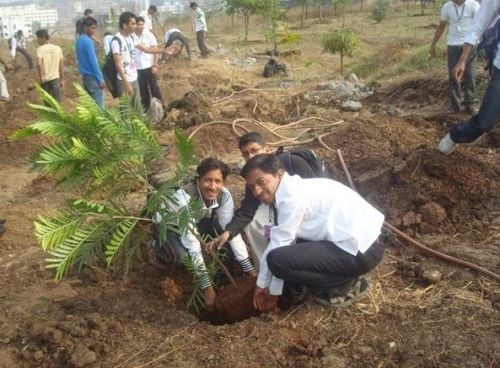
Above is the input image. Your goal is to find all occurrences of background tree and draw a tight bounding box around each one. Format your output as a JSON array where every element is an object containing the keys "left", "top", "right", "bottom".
[
  {"left": 371, "top": 0, "right": 390, "bottom": 22},
  {"left": 322, "top": 27, "right": 360, "bottom": 75},
  {"left": 225, "top": 0, "right": 270, "bottom": 41}
]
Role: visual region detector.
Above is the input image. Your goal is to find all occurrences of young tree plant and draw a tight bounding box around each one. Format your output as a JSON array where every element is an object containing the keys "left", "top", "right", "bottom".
[
  {"left": 10, "top": 84, "right": 199, "bottom": 279},
  {"left": 371, "top": 0, "right": 390, "bottom": 23},
  {"left": 225, "top": 0, "right": 270, "bottom": 42},
  {"left": 322, "top": 28, "right": 360, "bottom": 75}
]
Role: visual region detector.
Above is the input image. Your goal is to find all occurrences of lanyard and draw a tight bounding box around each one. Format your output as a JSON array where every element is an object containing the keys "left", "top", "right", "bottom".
[{"left": 454, "top": 4, "right": 465, "bottom": 23}]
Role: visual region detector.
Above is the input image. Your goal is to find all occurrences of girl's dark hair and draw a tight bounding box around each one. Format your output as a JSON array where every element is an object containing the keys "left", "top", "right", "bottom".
[
  {"left": 240, "top": 154, "right": 283, "bottom": 178},
  {"left": 196, "top": 158, "right": 230, "bottom": 180},
  {"left": 135, "top": 16, "right": 145, "bottom": 23},
  {"left": 119, "top": 11, "right": 136, "bottom": 29}
]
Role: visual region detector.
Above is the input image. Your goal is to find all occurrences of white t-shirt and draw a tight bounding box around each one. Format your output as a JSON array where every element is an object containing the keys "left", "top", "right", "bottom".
[
  {"left": 441, "top": 0, "right": 480, "bottom": 45},
  {"left": 103, "top": 34, "right": 113, "bottom": 55},
  {"left": 111, "top": 32, "right": 138, "bottom": 82},
  {"left": 164, "top": 28, "right": 181, "bottom": 43},
  {"left": 192, "top": 7, "right": 207, "bottom": 32},
  {"left": 139, "top": 10, "right": 153, "bottom": 32},
  {"left": 134, "top": 30, "right": 157, "bottom": 70}
]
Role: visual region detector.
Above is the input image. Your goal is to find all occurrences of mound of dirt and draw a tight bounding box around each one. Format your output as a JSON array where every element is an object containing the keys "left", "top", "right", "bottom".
[{"left": 165, "top": 90, "right": 214, "bottom": 129}]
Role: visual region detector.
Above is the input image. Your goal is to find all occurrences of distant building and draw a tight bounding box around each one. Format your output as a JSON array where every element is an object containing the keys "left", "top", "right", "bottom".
[{"left": 0, "top": 3, "right": 58, "bottom": 39}]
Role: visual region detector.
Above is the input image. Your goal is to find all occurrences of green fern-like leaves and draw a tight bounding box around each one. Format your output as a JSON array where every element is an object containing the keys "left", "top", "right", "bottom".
[{"left": 14, "top": 85, "right": 200, "bottom": 279}]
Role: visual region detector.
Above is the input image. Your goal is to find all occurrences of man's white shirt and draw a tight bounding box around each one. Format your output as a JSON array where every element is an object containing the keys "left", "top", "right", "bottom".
[
  {"left": 134, "top": 30, "right": 157, "bottom": 70},
  {"left": 463, "top": 0, "right": 500, "bottom": 69},
  {"left": 441, "top": 0, "right": 480, "bottom": 45},
  {"left": 257, "top": 174, "right": 385, "bottom": 295}
]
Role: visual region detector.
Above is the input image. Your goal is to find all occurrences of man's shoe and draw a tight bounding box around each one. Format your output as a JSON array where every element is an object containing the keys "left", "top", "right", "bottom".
[
  {"left": 438, "top": 133, "right": 457, "bottom": 155},
  {"left": 315, "top": 277, "right": 370, "bottom": 308}
]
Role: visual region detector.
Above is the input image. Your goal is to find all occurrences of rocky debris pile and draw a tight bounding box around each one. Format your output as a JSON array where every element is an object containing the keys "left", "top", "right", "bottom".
[
  {"left": 164, "top": 90, "right": 214, "bottom": 129},
  {"left": 299, "top": 74, "right": 374, "bottom": 111},
  {"left": 224, "top": 57, "right": 258, "bottom": 70},
  {"left": 18, "top": 313, "right": 121, "bottom": 367}
]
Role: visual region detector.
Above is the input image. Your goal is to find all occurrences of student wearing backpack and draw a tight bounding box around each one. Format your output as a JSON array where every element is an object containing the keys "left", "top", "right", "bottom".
[
  {"left": 439, "top": 0, "right": 500, "bottom": 154},
  {"left": 76, "top": 17, "right": 106, "bottom": 109},
  {"left": 206, "top": 132, "right": 327, "bottom": 295},
  {"left": 241, "top": 154, "right": 385, "bottom": 311},
  {"left": 111, "top": 12, "right": 167, "bottom": 108},
  {"left": 429, "top": 0, "right": 480, "bottom": 113},
  {"left": 151, "top": 158, "right": 255, "bottom": 311},
  {"left": 134, "top": 16, "right": 164, "bottom": 112}
]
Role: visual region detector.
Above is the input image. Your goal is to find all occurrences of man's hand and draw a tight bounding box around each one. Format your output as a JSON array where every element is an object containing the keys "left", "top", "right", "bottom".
[
  {"left": 204, "top": 286, "right": 216, "bottom": 312},
  {"left": 4, "top": 63, "right": 13, "bottom": 71},
  {"left": 98, "top": 82, "right": 106, "bottom": 90},
  {"left": 125, "top": 81, "right": 133, "bottom": 95},
  {"left": 429, "top": 46, "right": 436, "bottom": 59},
  {"left": 60, "top": 80, "right": 65, "bottom": 88},
  {"left": 453, "top": 60, "right": 466, "bottom": 83},
  {"left": 205, "top": 230, "right": 230, "bottom": 253},
  {"left": 253, "top": 287, "right": 278, "bottom": 312},
  {"left": 152, "top": 65, "right": 158, "bottom": 75}
]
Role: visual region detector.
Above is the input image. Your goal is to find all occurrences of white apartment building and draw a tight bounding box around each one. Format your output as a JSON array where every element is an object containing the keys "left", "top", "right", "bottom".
[{"left": 0, "top": 3, "right": 58, "bottom": 39}]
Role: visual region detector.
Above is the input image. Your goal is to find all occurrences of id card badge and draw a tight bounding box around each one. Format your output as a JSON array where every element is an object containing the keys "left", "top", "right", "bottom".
[
  {"left": 264, "top": 224, "right": 273, "bottom": 240},
  {"left": 456, "top": 25, "right": 462, "bottom": 32}
]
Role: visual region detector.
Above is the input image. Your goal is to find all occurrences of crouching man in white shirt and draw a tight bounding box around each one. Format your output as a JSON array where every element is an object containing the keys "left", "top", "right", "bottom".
[{"left": 241, "top": 154, "right": 386, "bottom": 311}]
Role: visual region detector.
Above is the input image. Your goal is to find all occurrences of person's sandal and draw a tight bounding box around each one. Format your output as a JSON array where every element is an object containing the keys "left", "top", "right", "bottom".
[{"left": 315, "top": 277, "right": 370, "bottom": 308}]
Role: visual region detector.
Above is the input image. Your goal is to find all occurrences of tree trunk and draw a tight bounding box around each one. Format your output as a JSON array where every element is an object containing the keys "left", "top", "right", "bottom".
[
  {"left": 340, "top": 51, "right": 344, "bottom": 75},
  {"left": 301, "top": 5, "right": 305, "bottom": 27},
  {"left": 244, "top": 15, "right": 249, "bottom": 42},
  {"left": 360, "top": 0, "right": 363, "bottom": 10},
  {"left": 306, "top": 3, "right": 309, "bottom": 20}
]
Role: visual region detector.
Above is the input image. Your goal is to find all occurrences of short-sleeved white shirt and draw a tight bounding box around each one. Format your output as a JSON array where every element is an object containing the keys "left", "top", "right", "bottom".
[
  {"left": 164, "top": 28, "right": 181, "bottom": 43},
  {"left": 111, "top": 33, "right": 138, "bottom": 82},
  {"left": 134, "top": 31, "right": 157, "bottom": 70},
  {"left": 441, "top": 0, "right": 480, "bottom": 45}
]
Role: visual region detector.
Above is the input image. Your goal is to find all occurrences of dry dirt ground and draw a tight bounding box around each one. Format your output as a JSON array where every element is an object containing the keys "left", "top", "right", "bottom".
[{"left": 1, "top": 8, "right": 499, "bottom": 368}]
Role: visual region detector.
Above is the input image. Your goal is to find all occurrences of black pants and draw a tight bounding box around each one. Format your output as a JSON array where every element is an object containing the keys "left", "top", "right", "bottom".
[
  {"left": 196, "top": 31, "right": 210, "bottom": 56},
  {"left": 267, "top": 237, "right": 386, "bottom": 294},
  {"left": 137, "top": 67, "right": 163, "bottom": 112},
  {"left": 41, "top": 78, "right": 61, "bottom": 103},
  {"left": 447, "top": 45, "right": 475, "bottom": 111},
  {"left": 14, "top": 47, "right": 33, "bottom": 69},
  {"left": 165, "top": 32, "right": 191, "bottom": 58}
]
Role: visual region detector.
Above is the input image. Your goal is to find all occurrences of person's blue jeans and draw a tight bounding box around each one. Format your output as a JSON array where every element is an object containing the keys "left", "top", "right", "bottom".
[
  {"left": 450, "top": 67, "right": 500, "bottom": 143},
  {"left": 82, "top": 75, "right": 104, "bottom": 110}
]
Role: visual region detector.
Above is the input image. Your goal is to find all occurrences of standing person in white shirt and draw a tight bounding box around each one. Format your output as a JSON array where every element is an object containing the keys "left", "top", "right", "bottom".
[
  {"left": 134, "top": 16, "right": 163, "bottom": 111},
  {"left": 189, "top": 2, "right": 211, "bottom": 58},
  {"left": 139, "top": 5, "right": 158, "bottom": 34},
  {"left": 430, "top": 0, "right": 480, "bottom": 113},
  {"left": 111, "top": 12, "right": 166, "bottom": 108},
  {"left": 240, "top": 154, "right": 386, "bottom": 311},
  {"left": 439, "top": 0, "right": 500, "bottom": 154}
]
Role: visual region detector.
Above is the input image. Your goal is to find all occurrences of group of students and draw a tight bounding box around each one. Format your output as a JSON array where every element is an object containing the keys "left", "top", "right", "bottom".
[
  {"left": 74, "top": 5, "right": 208, "bottom": 111},
  {"left": 0, "top": 4, "right": 210, "bottom": 110},
  {"left": 150, "top": 131, "right": 387, "bottom": 312}
]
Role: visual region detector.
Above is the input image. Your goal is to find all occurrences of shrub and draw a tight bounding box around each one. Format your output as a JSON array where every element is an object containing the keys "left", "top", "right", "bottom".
[{"left": 371, "top": 0, "right": 390, "bottom": 23}]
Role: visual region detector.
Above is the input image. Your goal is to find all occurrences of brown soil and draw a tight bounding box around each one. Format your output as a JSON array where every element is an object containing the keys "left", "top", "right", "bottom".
[{"left": 1, "top": 14, "right": 499, "bottom": 368}]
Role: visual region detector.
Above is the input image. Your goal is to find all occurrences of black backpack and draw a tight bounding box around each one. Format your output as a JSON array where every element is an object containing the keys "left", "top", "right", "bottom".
[
  {"left": 102, "top": 36, "right": 121, "bottom": 98},
  {"left": 276, "top": 146, "right": 332, "bottom": 179}
]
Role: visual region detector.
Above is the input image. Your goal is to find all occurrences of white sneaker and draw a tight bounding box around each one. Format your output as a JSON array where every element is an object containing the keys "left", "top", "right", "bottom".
[{"left": 438, "top": 133, "right": 457, "bottom": 155}]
